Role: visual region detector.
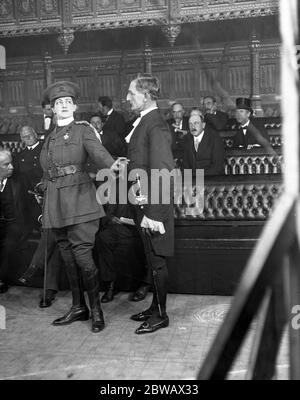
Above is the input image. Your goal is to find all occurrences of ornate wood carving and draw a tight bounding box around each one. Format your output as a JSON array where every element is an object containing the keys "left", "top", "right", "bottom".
[
  {"left": 57, "top": 28, "right": 75, "bottom": 54},
  {"left": 0, "top": 40, "right": 280, "bottom": 115},
  {"left": 0, "top": 0, "right": 279, "bottom": 38}
]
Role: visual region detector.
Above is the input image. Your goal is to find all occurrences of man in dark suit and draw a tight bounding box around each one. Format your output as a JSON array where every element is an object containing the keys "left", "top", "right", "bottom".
[
  {"left": 125, "top": 73, "right": 174, "bottom": 334},
  {"left": 34, "top": 100, "right": 56, "bottom": 136},
  {"left": 98, "top": 96, "right": 127, "bottom": 139},
  {"left": 167, "top": 102, "right": 189, "bottom": 162},
  {"left": 14, "top": 126, "right": 43, "bottom": 192},
  {"left": 0, "top": 149, "right": 31, "bottom": 294},
  {"left": 183, "top": 112, "right": 225, "bottom": 176},
  {"left": 203, "top": 96, "right": 229, "bottom": 131},
  {"left": 232, "top": 98, "right": 270, "bottom": 150},
  {"left": 89, "top": 114, "right": 127, "bottom": 158}
]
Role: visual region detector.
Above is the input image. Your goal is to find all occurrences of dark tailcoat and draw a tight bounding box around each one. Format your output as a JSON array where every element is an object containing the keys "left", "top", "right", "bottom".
[
  {"left": 167, "top": 116, "right": 189, "bottom": 159},
  {"left": 182, "top": 126, "right": 225, "bottom": 176},
  {"left": 167, "top": 116, "right": 189, "bottom": 160},
  {"left": 127, "top": 109, "right": 175, "bottom": 257},
  {"left": 34, "top": 115, "right": 56, "bottom": 136},
  {"left": 40, "top": 121, "right": 114, "bottom": 229},
  {"left": 204, "top": 110, "right": 229, "bottom": 131},
  {"left": 232, "top": 118, "right": 269, "bottom": 148},
  {"left": 101, "top": 129, "right": 127, "bottom": 158},
  {"left": 102, "top": 110, "right": 127, "bottom": 139}
]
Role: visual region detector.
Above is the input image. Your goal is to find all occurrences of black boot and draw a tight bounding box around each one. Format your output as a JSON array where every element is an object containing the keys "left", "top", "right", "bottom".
[
  {"left": 53, "top": 252, "right": 88, "bottom": 326},
  {"left": 83, "top": 269, "right": 105, "bottom": 333},
  {"left": 101, "top": 281, "right": 114, "bottom": 303},
  {"left": 18, "top": 264, "right": 39, "bottom": 285}
]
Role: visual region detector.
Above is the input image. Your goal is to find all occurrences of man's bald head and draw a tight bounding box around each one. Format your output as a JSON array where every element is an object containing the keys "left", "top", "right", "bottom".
[{"left": 20, "top": 126, "right": 38, "bottom": 148}]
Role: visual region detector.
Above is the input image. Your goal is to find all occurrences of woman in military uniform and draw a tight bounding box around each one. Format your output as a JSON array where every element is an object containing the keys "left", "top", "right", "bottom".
[{"left": 40, "top": 81, "right": 120, "bottom": 333}]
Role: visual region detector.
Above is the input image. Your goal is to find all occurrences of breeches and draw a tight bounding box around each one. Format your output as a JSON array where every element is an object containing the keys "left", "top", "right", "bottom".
[{"left": 53, "top": 219, "right": 99, "bottom": 273}]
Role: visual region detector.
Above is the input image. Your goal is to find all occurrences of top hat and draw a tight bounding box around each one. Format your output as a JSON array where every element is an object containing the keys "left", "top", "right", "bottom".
[
  {"left": 43, "top": 81, "right": 80, "bottom": 103},
  {"left": 236, "top": 97, "right": 253, "bottom": 112}
]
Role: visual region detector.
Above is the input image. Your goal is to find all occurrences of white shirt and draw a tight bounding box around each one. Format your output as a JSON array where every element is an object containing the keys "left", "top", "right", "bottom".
[
  {"left": 193, "top": 130, "right": 205, "bottom": 152},
  {"left": 241, "top": 120, "right": 250, "bottom": 135},
  {"left": 57, "top": 117, "right": 74, "bottom": 127},
  {"left": 0, "top": 178, "right": 7, "bottom": 192},
  {"left": 27, "top": 141, "right": 40, "bottom": 151},
  {"left": 44, "top": 115, "right": 51, "bottom": 130},
  {"left": 125, "top": 106, "right": 158, "bottom": 144},
  {"left": 173, "top": 119, "right": 183, "bottom": 130},
  {"left": 106, "top": 108, "right": 113, "bottom": 117}
]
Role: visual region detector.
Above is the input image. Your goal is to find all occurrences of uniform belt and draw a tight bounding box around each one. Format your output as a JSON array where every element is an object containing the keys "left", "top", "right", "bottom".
[{"left": 47, "top": 164, "right": 84, "bottom": 179}]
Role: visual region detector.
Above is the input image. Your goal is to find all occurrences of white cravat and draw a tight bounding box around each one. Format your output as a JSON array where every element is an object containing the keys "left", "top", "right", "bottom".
[
  {"left": 0, "top": 178, "right": 7, "bottom": 192},
  {"left": 125, "top": 106, "right": 158, "bottom": 144},
  {"left": 193, "top": 130, "right": 204, "bottom": 152}
]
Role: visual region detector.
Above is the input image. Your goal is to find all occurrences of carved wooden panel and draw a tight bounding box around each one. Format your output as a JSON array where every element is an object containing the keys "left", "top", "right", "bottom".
[
  {"left": 0, "top": 0, "right": 278, "bottom": 38},
  {"left": 7, "top": 80, "right": 25, "bottom": 106},
  {"left": 97, "top": 74, "right": 118, "bottom": 99},
  {"left": 76, "top": 75, "right": 95, "bottom": 102},
  {"left": 146, "top": 0, "right": 167, "bottom": 10},
  {"left": 41, "top": 0, "right": 60, "bottom": 18},
  {"left": 0, "top": 40, "right": 280, "bottom": 115},
  {"left": 174, "top": 69, "right": 194, "bottom": 98},
  {"left": 17, "top": 0, "right": 38, "bottom": 20},
  {"left": 72, "top": 0, "right": 93, "bottom": 15},
  {"left": 260, "top": 64, "right": 276, "bottom": 94},
  {"left": 120, "top": 0, "right": 141, "bottom": 11},
  {"left": 152, "top": 70, "right": 171, "bottom": 98},
  {"left": 199, "top": 68, "right": 218, "bottom": 93},
  {"left": 228, "top": 66, "right": 250, "bottom": 95},
  {"left": 0, "top": 81, "right": 4, "bottom": 106},
  {"left": 0, "top": 0, "right": 14, "bottom": 21},
  {"left": 96, "top": 0, "right": 118, "bottom": 14},
  {"left": 32, "top": 78, "right": 44, "bottom": 104}
]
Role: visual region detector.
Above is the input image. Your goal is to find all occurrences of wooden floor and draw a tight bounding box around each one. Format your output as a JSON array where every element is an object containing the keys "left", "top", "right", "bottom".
[{"left": 0, "top": 286, "right": 289, "bottom": 380}]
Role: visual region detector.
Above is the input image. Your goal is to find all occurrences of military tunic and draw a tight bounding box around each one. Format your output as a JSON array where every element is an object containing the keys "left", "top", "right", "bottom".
[{"left": 40, "top": 121, "right": 114, "bottom": 229}]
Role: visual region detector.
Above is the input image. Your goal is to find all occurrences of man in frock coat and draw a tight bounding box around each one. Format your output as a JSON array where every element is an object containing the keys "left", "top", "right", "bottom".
[{"left": 125, "top": 73, "right": 175, "bottom": 334}]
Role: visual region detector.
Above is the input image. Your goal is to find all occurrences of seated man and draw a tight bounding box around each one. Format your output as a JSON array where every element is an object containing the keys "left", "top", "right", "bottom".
[
  {"left": 0, "top": 149, "right": 32, "bottom": 293},
  {"left": 232, "top": 98, "right": 270, "bottom": 150},
  {"left": 94, "top": 202, "right": 151, "bottom": 303},
  {"left": 182, "top": 112, "right": 225, "bottom": 176},
  {"left": 203, "top": 96, "right": 229, "bottom": 131}
]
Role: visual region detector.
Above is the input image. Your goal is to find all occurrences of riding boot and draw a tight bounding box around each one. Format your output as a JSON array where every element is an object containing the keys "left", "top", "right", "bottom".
[
  {"left": 83, "top": 269, "right": 105, "bottom": 333},
  {"left": 53, "top": 255, "right": 88, "bottom": 326}
]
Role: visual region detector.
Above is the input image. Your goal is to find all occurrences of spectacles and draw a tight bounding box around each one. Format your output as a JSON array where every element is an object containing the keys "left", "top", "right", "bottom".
[{"left": 55, "top": 98, "right": 74, "bottom": 107}]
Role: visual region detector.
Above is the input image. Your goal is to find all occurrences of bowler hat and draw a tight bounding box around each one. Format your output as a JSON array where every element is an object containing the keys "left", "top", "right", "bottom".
[
  {"left": 236, "top": 97, "right": 253, "bottom": 112},
  {"left": 43, "top": 81, "right": 80, "bottom": 103}
]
